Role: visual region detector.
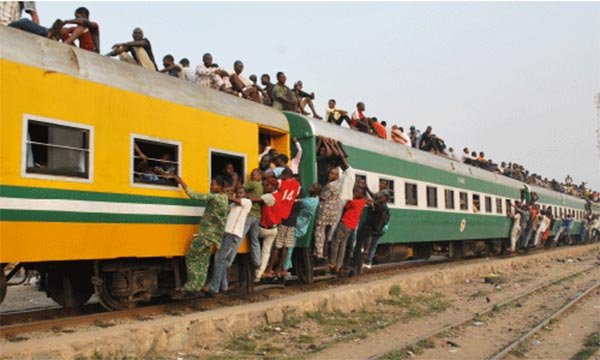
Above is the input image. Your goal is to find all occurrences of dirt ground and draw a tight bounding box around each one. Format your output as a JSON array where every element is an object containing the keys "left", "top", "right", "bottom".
[{"left": 180, "top": 251, "right": 600, "bottom": 360}]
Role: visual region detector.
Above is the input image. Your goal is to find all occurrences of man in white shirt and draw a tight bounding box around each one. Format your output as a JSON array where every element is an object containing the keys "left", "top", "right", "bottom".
[
  {"left": 196, "top": 53, "right": 231, "bottom": 91},
  {"left": 461, "top": 147, "right": 470, "bottom": 164},
  {"left": 229, "top": 60, "right": 260, "bottom": 102},
  {"left": 179, "top": 58, "right": 196, "bottom": 82},
  {"left": 204, "top": 187, "right": 252, "bottom": 295}
]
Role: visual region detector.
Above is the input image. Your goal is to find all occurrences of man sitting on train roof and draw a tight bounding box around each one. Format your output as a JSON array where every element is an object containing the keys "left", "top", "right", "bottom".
[
  {"left": 6, "top": 0, "right": 64, "bottom": 41},
  {"left": 272, "top": 72, "right": 299, "bottom": 112},
  {"left": 391, "top": 125, "right": 411, "bottom": 146},
  {"left": 60, "top": 7, "right": 100, "bottom": 53},
  {"left": 370, "top": 117, "right": 387, "bottom": 140},
  {"left": 418, "top": 126, "right": 447, "bottom": 156},
  {"left": 179, "top": 58, "right": 196, "bottom": 82},
  {"left": 408, "top": 126, "right": 420, "bottom": 148},
  {"left": 160, "top": 54, "right": 182, "bottom": 78},
  {"left": 325, "top": 99, "right": 352, "bottom": 127},
  {"left": 105, "top": 27, "right": 158, "bottom": 70},
  {"left": 229, "top": 60, "right": 260, "bottom": 103},
  {"left": 350, "top": 102, "right": 372, "bottom": 133},
  {"left": 259, "top": 74, "right": 275, "bottom": 106},
  {"left": 196, "top": 53, "right": 231, "bottom": 91},
  {"left": 293, "top": 81, "right": 322, "bottom": 119}
]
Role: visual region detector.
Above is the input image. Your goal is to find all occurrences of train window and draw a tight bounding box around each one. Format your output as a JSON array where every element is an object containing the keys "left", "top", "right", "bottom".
[
  {"left": 496, "top": 198, "right": 503, "bottom": 214},
  {"left": 505, "top": 199, "right": 512, "bottom": 216},
  {"left": 405, "top": 183, "right": 418, "bottom": 206},
  {"left": 559, "top": 208, "right": 564, "bottom": 217},
  {"left": 444, "top": 189, "right": 455, "bottom": 209},
  {"left": 472, "top": 194, "right": 481, "bottom": 213},
  {"left": 459, "top": 192, "right": 468, "bottom": 210},
  {"left": 133, "top": 137, "right": 179, "bottom": 187},
  {"left": 379, "top": 178, "right": 395, "bottom": 204},
  {"left": 426, "top": 186, "right": 438, "bottom": 208},
  {"left": 210, "top": 150, "right": 246, "bottom": 190},
  {"left": 25, "top": 119, "right": 91, "bottom": 179},
  {"left": 485, "top": 196, "right": 492, "bottom": 213}
]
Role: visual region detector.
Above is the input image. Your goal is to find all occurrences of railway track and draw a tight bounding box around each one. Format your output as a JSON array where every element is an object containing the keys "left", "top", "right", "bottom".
[
  {"left": 0, "top": 245, "right": 593, "bottom": 340},
  {"left": 369, "top": 263, "right": 600, "bottom": 360}
]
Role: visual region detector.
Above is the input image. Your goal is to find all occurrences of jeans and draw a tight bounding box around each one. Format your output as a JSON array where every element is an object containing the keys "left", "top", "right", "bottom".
[
  {"left": 9, "top": 18, "right": 48, "bottom": 37},
  {"left": 366, "top": 234, "right": 383, "bottom": 265},
  {"left": 206, "top": 233, "right": 241, "bottom": 294},
  {"left": 235, "top": 215, "right": 260, "bottom": 267}
]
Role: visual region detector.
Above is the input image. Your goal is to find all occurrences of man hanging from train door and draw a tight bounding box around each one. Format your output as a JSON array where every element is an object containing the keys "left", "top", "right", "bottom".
[{"left": 170, "top": 175, "right": 229, "bottom": 292}]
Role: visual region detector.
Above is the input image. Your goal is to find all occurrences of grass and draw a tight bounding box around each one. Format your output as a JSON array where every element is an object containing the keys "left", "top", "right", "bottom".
[
  {"left": 377, "top": 291, "right": 451, "bottom": 320},
  {"left": 378, "top": 338, "right": 436, "bottom": 360},
  {"left": 510, "top": 343, "right": 529, "bottom": 358},
  {"left": 571, "top": 330, "right": 600, "bottom": 360}
]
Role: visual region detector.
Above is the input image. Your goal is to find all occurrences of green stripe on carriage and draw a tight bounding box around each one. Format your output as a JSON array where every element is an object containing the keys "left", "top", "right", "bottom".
[
  {"left": 0, "top": 185, "right": 205, "bottom": 207},
  {"left": 0, "top": 209, "right": 201, "bottom": 224}
]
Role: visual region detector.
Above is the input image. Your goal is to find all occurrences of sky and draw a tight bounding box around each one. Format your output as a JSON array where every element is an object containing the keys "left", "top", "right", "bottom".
[{"left": 38, "top": 2, "right": 600, "bottom": 190}]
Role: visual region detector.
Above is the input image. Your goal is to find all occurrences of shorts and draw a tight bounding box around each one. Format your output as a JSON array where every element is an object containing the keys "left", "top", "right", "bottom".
[{"left": 274, "top": 225, "right": 295, "bottom": 249}]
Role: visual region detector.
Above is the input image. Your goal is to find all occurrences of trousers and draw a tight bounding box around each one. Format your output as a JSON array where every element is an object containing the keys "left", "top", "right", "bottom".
[
  {"left": 256, "top": 226, "right": 277, "bottom": 279},
  {"left": 206, "top": 233, "right": 241, "bottom": 294},
  {"left": 329, "top": 222, "right": 354, "bottom": 269}
]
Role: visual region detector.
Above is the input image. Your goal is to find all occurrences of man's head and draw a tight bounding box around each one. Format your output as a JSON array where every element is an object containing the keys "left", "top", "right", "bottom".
[
  {"left": 381, "top": 121, "right": 387, "bottom": 127},
  {"left": 132, "top": 27, "right": 144, "bottom": 41},
  {"left": 356, "top": 102, "right": 365, "bottom": 111},
  {"left": 328, "top": 99, "right": 336, "bottom": 109},
  {"left": 249, "top": 74, "right": 257, "bottom": 84},
  {"left": 294, "top": 80, "right": 303, "bottom": 90},
  {"left": 463, "top": 147, "right": 469, "bottom": 154},
  {"left": 274, "top": 154, "right": 289, "bottom": 167},
  {"left": 259, "top": 154, "right": 272, "bottom": 170},
  {"left": 235, "top": 187, "right": 247, "bottom": 199},
  {"left": 276, "top": 72, "right": 286, "bottom": 85},
  {"left": 163, "top": 54, "right": 174, "bottom": 67},
  {"left": 262, "top": 177, "right": 279, "bottom": 193},
  {"left": 250, "top": 168, "right": 262, "bottom": 182},
  {"left": 233, "top": 60, "right": 244, "bottom": 74},
  {"left": 353, "top": 187, "right": 366, "bottom": 199},
  {"left": 328, "top": 167, "right": 340, "bottom": 182},
  {"left": 399, "top": 126, "right": 404, "bottom": 132},
  {"left": 409, "top": 125, "right": 416, "bottom": 133},
  {"left": 280, "top": 167, "right": 293, "bottom": 180},
  {"left": 425, "top": 126, "right": 432, "bottom": 133},
  {"left": 392, "top": 125, "right": 398, "bottom": 130},
  {"left": 75, "top": 7, "right": 90, "bottom": 19},
  {"left": 379, "top": 179, "right": 389, "bottom": 190},
  {"left": 223, "top": 163, "right": 235, "bottom": 176},
  {"left": 479, "top": 151, "right": 485, "bottom": 158},
  {"left": 261, "top": 74, "right": 271, "bottom": 86},
  {"left": 202, "top": 53, "right": 213, "bottom": 67},
  {"left": 449, "top": 147, "right": 454, "bottom": 153},
  {"left": 377, "top": 190, "right": 391, "bottom": 204},
  {"left": 309, "top": 183, "right": 323, "bottom": 197},
  {"left": 210, "top": 176, "right": 226, "bottom": 193},
  {"left": 471, "top": 151, "right": 477, "bottom": 157},
  {"left": 179, "top": 58, "right": 190, "bottom": 67}
]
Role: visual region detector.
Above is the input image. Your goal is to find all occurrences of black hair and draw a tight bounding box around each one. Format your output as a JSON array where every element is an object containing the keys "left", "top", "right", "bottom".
[
  {"left": 399, "top": 127, "right": 404, "bottom": 132},
  {"left": 261, "top": 73, "right": 270, "bottom": 79},
  {"left": 234, "top": 60, "right": 243, "bottom": 66},
  {"left": 276, "top": 71, "right": 285, "bottom": 78},
  {"left": 281, "top": 167, "right": 293, "bottom": 177},
  {"left": 180, "top": 58, "right": 190, "bottom": 66},
  {"left": 163, "top": 54, "right": 174, "bottom": 62},
  {"left": 381, "top": 121, "right": 387, "bottom": 127},
  {"left": 203, "top": 53, "right": 212, "bottom": 58},
  {"left": 277, "top": 154, "right": 289, "bottom": 163},
  {"left": 75, "top": 7, "right": 89, "bottom": 18},
  {"left": 213, "top": 175, "right": 226, "bottom": 188},
  {"left": 329, "top": 99, "right": 336, "bottom": 104}
]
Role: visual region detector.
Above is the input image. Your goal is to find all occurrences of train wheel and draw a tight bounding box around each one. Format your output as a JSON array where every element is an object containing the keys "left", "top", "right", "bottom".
[
  {"left": 93, "top": 272, "right": 139, "bottom": 311},
  {"left": 238, "top": 254, "right": 254, "bottom": 295},
  {"left": 45, "top": 267, "right": 94, "bottom": 308},
  {"left": 292, "top": 247, "right": 313, "bottom": 284},
  {"left": 0, "top": 268, "right": 7, "bottom": 305}
]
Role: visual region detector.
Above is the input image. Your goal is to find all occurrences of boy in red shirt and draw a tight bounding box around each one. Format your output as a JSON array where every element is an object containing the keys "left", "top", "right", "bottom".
[
  {"left": 252, "top": 168, "right": 300, "bottom": 280},
  {"left": 329, "top": 187, "right": 367, "bottom": 273}
]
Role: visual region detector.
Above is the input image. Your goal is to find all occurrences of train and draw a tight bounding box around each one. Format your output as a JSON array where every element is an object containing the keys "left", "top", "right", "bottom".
[{"left": 1, "top": 26, "right": 598, "bottom": 310}]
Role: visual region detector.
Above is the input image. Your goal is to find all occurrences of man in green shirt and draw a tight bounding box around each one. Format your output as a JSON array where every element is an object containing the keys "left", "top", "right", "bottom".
[
  {"left": 271, "top": 72, "right": 298, "bottom": 111},
  {"left": 172, "top": 175, "right": 229, "bottom": 292}
]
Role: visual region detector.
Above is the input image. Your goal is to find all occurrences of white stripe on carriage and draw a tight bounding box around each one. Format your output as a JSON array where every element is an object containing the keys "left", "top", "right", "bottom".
[{"left": 0, "top": 197, "right": 205, "bottom": 217}]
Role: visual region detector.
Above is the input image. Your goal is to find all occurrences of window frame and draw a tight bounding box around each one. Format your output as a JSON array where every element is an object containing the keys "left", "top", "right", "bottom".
[
  {"left": 131, "top": 134, "right": 182, "bottom": 191},
  {"left": 208, "top": 147, "right": 248, "bottom": 190},
  {"left": 444, "top": 189, "right": 455, "bottom": 210},
  {"left": 426, "top": 186, "right": 438, "bottom": 208},
  {"left": 472, "top": 193, "right": 481, "bottom": 213},
  {"left": 459, "top": 191, "right": 469, "bottom": 211},
  {"left": 485, "top": 196, "right": 493, "bottom": 213},
  {"left": 405, "top": 182, "right": 418, "bottom": 206},
  {"left": 21, "top": 114, "right": 94, "bottom": 183},
  {"left": 496, "top": 197, "right": 503, "bottom": 214},
  {"left": 378, "top": 177, "right": 396, "bottom": 205}
]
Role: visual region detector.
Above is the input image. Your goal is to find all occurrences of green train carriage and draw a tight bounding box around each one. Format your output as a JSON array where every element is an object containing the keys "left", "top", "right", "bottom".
[{"left": 285, "top": 112, "right": 594, "bottom": 277}]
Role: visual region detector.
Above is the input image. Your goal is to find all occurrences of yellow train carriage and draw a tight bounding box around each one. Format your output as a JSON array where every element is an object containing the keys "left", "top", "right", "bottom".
[{"left": 0, "top": 27, "right": 289, "bottom": 309}]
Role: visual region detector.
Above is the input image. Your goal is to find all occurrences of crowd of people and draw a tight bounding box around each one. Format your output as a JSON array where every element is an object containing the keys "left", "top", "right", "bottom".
[
  {"left": 508, "top": 186, "right": 599, "bottom": 253},
  {"left": 158, "top": 136, "right": 391, "bottom": 295}
]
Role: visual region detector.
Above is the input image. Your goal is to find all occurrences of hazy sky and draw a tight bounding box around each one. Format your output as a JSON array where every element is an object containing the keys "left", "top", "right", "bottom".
[{"left": 38, "top": 2, "right": 600, "bottom": 189}]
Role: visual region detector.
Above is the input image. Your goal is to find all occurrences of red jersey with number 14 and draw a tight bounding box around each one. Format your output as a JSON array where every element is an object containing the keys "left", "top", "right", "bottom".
[{"left": 276, "top": 178, "right": 300, "bottom": 222}]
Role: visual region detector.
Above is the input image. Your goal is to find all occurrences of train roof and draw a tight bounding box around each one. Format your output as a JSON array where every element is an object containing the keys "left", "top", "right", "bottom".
[
  {"left": 0, "top": 26, "right": 289, "bottom": 132},
  {"left": 287, "top": 112, "right": 588, "bottom": 207}
]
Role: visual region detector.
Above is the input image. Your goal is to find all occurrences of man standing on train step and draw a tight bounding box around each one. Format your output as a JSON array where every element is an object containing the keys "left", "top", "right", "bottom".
[{"left": 170, "top": 175, "right": 229, "bottom": 292}]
